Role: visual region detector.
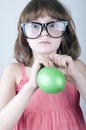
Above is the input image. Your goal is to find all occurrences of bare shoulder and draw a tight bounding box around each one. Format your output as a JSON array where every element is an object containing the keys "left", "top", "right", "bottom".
[
  {"left": 1, "top": 63, "right": 32, "bottom": 85},
  {"left": 74, "top": 59, "right": 86, "bottom": 76},
  {"left": 0, "top": 63, "right": 20, "bottom": 82},
  {"left": 0, "top": 63, "right": 20, "bottom": 88},
  {"left": 5, "top": 62, "right": 20, "bottom": 71},
  {"left": 0, "top": 63, "right": 20, "bottom": 109},
  {"left": 75, "top": 59, "right": 86, "bottom": 69}
]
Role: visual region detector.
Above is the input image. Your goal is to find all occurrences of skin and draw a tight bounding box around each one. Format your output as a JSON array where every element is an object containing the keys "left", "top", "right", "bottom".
[{"left": 0, "top": 15, "right": 86, "bottom": 130}]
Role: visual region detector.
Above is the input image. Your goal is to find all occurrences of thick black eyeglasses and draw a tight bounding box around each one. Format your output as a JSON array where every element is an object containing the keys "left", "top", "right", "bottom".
[{"left": 21, "top": 21, "right": 68, "bottom": 39}]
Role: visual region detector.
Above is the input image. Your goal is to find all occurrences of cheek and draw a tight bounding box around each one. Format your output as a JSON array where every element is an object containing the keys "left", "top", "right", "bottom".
[
  {"left": 28, "top": 43, "right": 34, "bottom": 50},
  {"left": 53, "top": 38, "right": 62, "bottom": 48},
  {"left": 27, "top": 39, "right": 35, "bottom": 50}
]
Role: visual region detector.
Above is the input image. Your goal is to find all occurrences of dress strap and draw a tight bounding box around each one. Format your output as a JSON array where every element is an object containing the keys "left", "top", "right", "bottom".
[
  {"left": 16, "top": 64, "right": 29, "bottom": 93},
  {"left": 20, "top": 63, "right": 27, "bottom": 79}
]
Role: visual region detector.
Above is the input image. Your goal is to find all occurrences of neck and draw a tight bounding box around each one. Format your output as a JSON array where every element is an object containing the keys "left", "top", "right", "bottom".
[{"left": 32, "top": 51, "right": 56, "bottom": 62}]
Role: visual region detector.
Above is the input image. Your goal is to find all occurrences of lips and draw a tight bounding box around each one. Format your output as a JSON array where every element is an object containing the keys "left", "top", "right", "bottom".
[{"left": 40, "top": 41, "right": 50, "bottom": 44}]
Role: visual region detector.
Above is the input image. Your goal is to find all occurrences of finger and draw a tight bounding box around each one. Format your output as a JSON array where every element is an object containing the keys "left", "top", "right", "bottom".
[
  {"left": 54, "top": 54, "right": 72, "bottom": 68},
  {"left": 48, "top": 59, "right": 55, "bottom": 67},
  {"left": 54, "top": 54, "right": 62, "bottom": 67},
  {"left": 61, "top": 57, "right": 68, "bottom": 68},
  {"left": 38, "top": 56, "right": 54, "bottom": 67}
]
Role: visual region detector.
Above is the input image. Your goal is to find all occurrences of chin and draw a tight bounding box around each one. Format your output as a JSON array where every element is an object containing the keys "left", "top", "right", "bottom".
[{"left": 38, "top": 50, "right": 55, "bottom": 55}]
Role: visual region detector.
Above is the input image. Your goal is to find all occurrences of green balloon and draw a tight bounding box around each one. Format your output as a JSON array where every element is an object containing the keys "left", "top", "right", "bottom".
[{"left": 37, "top": 67, "right": 66, "bottom": 93}]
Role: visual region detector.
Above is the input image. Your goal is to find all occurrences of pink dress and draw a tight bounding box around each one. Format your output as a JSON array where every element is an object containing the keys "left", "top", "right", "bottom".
[{"left": 14, "top": 64, "right": 86, "bottom": 130}]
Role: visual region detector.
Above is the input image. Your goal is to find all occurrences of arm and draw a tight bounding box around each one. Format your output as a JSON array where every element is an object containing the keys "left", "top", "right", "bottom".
[
  {"left": 0, "top": 64, "right": 36, "bottom": 130},
  {"left": 73, "top": 60, "right": 86, "bottom": 102},
  {"left": 50, "top": 54, "right": 86, "bottom": 102},
  {"left": 0, "top": 57, "right": 53, "bottom": 130}
]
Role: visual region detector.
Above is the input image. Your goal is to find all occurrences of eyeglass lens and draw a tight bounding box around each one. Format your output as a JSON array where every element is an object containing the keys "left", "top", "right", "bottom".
[{"left": 21, "top": 21, "right": 67, "bottom": 39}]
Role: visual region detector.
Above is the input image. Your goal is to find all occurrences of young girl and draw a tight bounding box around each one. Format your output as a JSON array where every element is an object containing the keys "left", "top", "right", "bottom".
[{"left": 0, "top": 0, "right": 86, "bottom": 129}]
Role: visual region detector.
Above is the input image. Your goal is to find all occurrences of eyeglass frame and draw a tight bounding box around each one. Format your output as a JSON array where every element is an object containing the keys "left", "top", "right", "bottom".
[{"left": 21, "top": 21, "right": 68, "bottom": 39}]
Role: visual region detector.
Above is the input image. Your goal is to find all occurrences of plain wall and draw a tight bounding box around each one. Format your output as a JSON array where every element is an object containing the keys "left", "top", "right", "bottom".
[{"left": 0, "top": 0, "right": 86, "bottom": 121}]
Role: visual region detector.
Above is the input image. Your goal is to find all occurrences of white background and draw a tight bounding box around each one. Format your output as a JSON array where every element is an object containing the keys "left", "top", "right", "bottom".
[{"left": 0, "top": 0, "right": 86, "bottom": 121}]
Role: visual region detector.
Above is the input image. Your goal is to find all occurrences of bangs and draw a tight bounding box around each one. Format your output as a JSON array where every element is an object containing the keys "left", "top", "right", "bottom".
[
  {"left": 20, "top": 0, "right": 68, "bottom": 23},
  {"left": 28, "top": 8, "right": 66, "bottom": 22}
]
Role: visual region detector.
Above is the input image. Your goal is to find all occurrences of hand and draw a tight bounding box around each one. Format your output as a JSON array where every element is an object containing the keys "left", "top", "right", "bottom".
[
  {"left": 49, "top": 54, "right": 78, "bottom": 82},
  {"left": 28, "top": 56, "right": 54, "bottom": 90}
]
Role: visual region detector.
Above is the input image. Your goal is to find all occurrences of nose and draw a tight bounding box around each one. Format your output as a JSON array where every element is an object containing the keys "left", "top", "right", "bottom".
[
  {"left": 41, "top": 24, "right": 48, "bottom": 36},
  {"left": 41, "top": 29, "right": 48, "bottom": 36}
]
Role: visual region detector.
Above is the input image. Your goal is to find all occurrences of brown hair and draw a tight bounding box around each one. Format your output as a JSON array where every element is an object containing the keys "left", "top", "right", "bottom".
[{"left": 14, "top": 0, "right": 81, "bottom": 66}]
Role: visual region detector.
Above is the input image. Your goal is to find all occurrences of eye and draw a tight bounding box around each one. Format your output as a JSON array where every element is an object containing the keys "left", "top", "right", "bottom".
[
  {"left": 49, "top": 23, "right": 56, "bottom": 28},
  {"left": 31, "top": 23, "right": 39, "bottom": 28}
]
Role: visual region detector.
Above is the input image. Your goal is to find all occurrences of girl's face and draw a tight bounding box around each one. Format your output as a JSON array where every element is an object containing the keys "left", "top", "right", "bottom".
[{"left": 27, "top": 15, "right": 62, "bottom": 56}]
